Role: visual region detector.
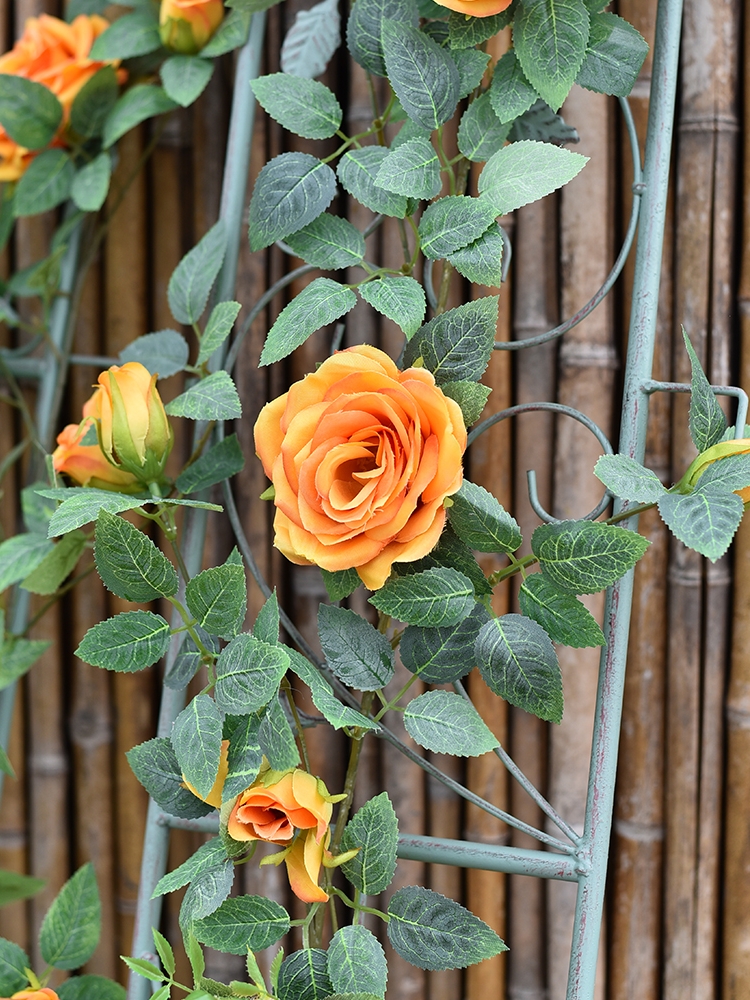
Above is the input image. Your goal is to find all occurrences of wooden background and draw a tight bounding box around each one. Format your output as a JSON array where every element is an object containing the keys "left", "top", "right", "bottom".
[{"left": 0, "top": 0, "right": 749, "bottom": 997}]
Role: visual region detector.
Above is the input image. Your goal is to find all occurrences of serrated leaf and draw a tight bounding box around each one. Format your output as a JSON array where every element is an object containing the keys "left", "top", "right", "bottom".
[
  {"left": 405, "top": 689, "right": 498, "bottom": 755},
  {"left": 0, "top": 533, "right": 54, "bottom": 591},
  {"left": 658, "top": 486, "right": 744, "bottom": 562},
  {"left": 14, "top": 149, "right": 74, "bottom": 217},
  {"left": 321, "top": 567, "right": 361, "bottom": 601},
  {"left": 76, "top": 610, "right": 170, "bottom": 672},
  {"left": 457, "top": 92, "right": 512, "bottom": 163},
  {"left": 369, "top": 567, "right": 475, "bottom": 626},
  {"left": 341, "top": 791, "right": 398, "bottom": 894},
  {"left": 358, "top": 276, "right": 425, "bottom": 338},
  {"left": 0, "top": 637, "right": 50, "bottom": 689},
  {"left": 318, "top": 604, "right": 394, "bottom": 689},
  {"left": 119, "top": 328, "right": 190, "bottom": 379},
  {"left": 71, "top": 152, "right": 111, "bottom": 213},
  {"left": 249, "top": 152, "right": 337, "bottom": 251},
  {"left": 489, "top": 49, "right": 538, "bottom": 124},
  {"left": 127, "top": 737, "right": 215, "bottom": 820},
  {"left": 478, "top": 140, "right": 588, "bottom": 215},
  {"left": 446, "top": 224, "right": 504, "bottom": 286},
  {"left": 347, "top": 0, "right": 419, "bottom": 77},
  {"left": 194, "top": 896, "right": 290, "bottom": 953},
  {"left": 214, "top": 634, "right": 289, "bottom": 714},
  {"left": 288, "top": 649, "right": 377, "bottom": 730},
  {"left": 166, "top": 626, "right": 219, "bottom": 689},
  {"left": 161, "top": 56, "right": 214, "bottom": 107},
  {"left": 0, "top": 938, "right": 29, "bottom": 995},
  {"left": 58, "top": 975, "right": 126, "bottom": 1000},
  {"left": 284, "top": 215, "right": 365, "bottom": 270},
  {"left": 261, "top": 277, "right": 357, "bottom": 365},
  {"left": 251, "top": 74, "right": 342, "bottom": 139},
  {"left": 172, "top": 694, "right": 224, "bottom": 801},
  {"left": 22, "top": 484, "right": 56, "bottom": 535},
  {"left": 390, "top": 116, "right": 433, "bottom": 150},
  {"left": 695, "top": 453, "right": 750, "bottom": 493},
  {"left": 176, "top": 434, "right": 244, "bottom": 495},
  {"left": 447, "top": 9, "right": 513, "bottom": 48},
  {"left": 70, "top": 65, "right": 119, "bottom": 139},
  {"left": 593, "top": 453, "right": 665, "bottom": 503},
  {"left": 40, "top": 863, "right": 100, "bottom": 970},
  {"left": 94, "top": 509, "right": 178, "bottom": 602},
  {"left": 448, "top": 480, "right": 522, "bottom": 553},
  {"left": 197, "top": 300, "right": 241, "bottom": 365},
  {"left": 0, "top": 75, "right": 62, "bottom": 149},
  {"left": 514, "top": 0, "right": 590, "bottom": 111},
  {"left": 403, "top": 296, "right": 498, "bottom": 384},
  {"left": 259, "top": 696, "right": 301, "bottom": 769},
  {"left": 278, "top": 948, "right": 332, "bottom": 1000},
  {"left": 224, "top": 711, "right": 263, "bottom": 798},
  {"left": 396, "top": 527, "right": 492, "bottom": 597},
  {"left": 153, "top": 929, "right": 175, "bottom": 977},
  {"left": 103, "top": 85, "right": 177, "bottom": 149},
  {"left": 683, "top": 328, "right": 727, "bottom": 452},
  {"left": 400, "top": 603, "right": 491, "bottom": 682},
  {"left": 375, "top": 138, "right": 441, "bottom": 199},
  {"left": 252, "top": 590, "right": 281, "bottom": 645},
  {"left": 419, "top": 195, "right": 498, "bottom": 260},
  {"left": 90, "top": 9, "right": 162, "bottom": 59},
  {"left": 576, "top": 12, "right": 648, "bottom": 96},
  {"left": 532, "top": 519, "right": 650, "bottom": 594},
  {"left": 508, "top": 98, "right": 580, "bottom": 144},
  {"left": 475, "top": 613, "right": 562, "bottom": 721},
  {"left": 382, "top": 21, "right": 460, "bottom": 130},
  {"left": 435, "top": 380, "right": 491, "bottom": 427},
  {"left": 153, "top": 838, "right": 228, "bottom": 897},
  {"left": 519, "top": 573, "right": 605, "bottom": 648},
  {"left": 121, "top": 956, "right": 165, "bottom": 983},
  {"left": 328, "top": 926, "right": 387, "bottom": 998},
  {"left": 387, "top": 886, "right": 507, "bottom": 970},
  {"left": 200, "top": 8, "right": 251, "bottom": 55},
  {"left": 0, "top": 870, "right": 45, "bottom": 907},
  {"left": 186, "top": 561, "right": 246, "bottom": 639},
  {"left": 168, "top": 220, "right": 227, "bottom": 325},
  {"left": 180, "top": 865, "right": 236, "bottom": 926},
  {"left": 338, "top": 147, "right": 410, "bottom": 218},
  {"left": 21, "top": 529, "right": 85, "bottom": 595},
  {"left": 166, "top": 370, "right": 242, "bottom": 419},
  {"left": 281, "top": 0, "right": 341, "bottom": 77},
  {"left": 454, "top": 48, "right": 491, "bottom": 99}
]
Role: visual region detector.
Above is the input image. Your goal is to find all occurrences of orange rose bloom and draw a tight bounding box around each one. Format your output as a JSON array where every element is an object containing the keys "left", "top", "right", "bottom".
[
  {"left": 11, "top": 990, "right": 59, "bottom": 999},
  {"left": 0, "top": 14, "right": 124, "bottom": 181},
  {"left": 159, "top": 0, "right": 225, "bottom": 54},
  {"left": 430, "top": 0, "right": 512, "bottom": 16},
  {"left": 254, "top": 345, "right": 467, "bottom": 590}
]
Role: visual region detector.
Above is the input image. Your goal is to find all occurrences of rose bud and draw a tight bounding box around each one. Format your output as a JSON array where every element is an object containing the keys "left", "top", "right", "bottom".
[
  {"left": 159, "top": 0, "right": 225, "bottom": 54},
  {"left": 52, "top": 417, "right": 141, "bottom": 493},
  {"left": 681, "top": 437, "right": 750, "bottom": 504},
  {"left": 430, "top": 0, "right": 512, "bottom": 16},
  {"left": 11, "top": 990, "right": 59, "bottom": 999}
]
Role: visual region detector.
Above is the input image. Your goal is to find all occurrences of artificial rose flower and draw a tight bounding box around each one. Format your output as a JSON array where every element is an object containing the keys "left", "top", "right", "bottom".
[
  {"left": 183, "top": 740, "right": 229, "bottom": 808},
  {"left": 52, "top": 418, "right": 141, "bottom": 493},
  {"left": 86, "top": 362, "right": 173, "bottom": 486},
  {"left": 254, "top": 345, "right": 467, "bottom": 590},
  {"left": 11, "top": 989, "right": 59, "bottom": 999},
  {"left": 682, "top": 437, "right": 750, "bottom": 504},
  {"left": 430, "top": 0, "right": 512, "bottom": 16},
  {"left": 0, "top": 14, "right": 124, "bottom": 181},
  {"left": 159, "top": 0, "right": 225, "bottom": 54}
]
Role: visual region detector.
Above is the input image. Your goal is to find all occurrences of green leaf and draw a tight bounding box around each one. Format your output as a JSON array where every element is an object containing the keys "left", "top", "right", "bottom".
[
  {"left": 284, "top": 215, "right": 365, "bottom": 270},
  {"left": 419, "top": 196, "right": 498, "bottom": 260},
  {"left": 127, "top": 737, "right": 215, "bottom": 820},
  {"left": 168, "top": 220, "right": 227, "bottom": 325},
  {"left": 0, "top": 938, "right": 30, "bottom": 995},
  {"left": 683, "top": 328, "right": 727, "bottom": 452},
  {"left": 489, "top": 49, "right": 539, "bottom": 124},
  {"left": 328, "top": 926, "right": 387, "bottom": 998},
  {"left": 382, "top": 21, "right": 460, "bottom": 130},
  {"left": 167, "top": 626, "right": 219, "bottom": 689},
  {"left": 390, "top": 117, "right": 433, "bottom": 150},
  {"left": 478, "top": 140, "right": 588, "bottom": 215},
  {"left": 288, "top": 649, "right": 378, "bottom": 730},
  {"left": 454, "top": 48, "right": 491, "bottom": 99},
  {"left": 224, "top": 712, "right": 263, "bottom": 798},
  {"left": 593, "top": 453, "right": 666, "bottom": 503},
  {"left": 0, "top": 75, "right": 62, "bottom": 149},
  {"left": 395, "top": 529, "right": 492, "bottom": 598},
  {"left": 161, "top": 56, "right": 214, "bottom": 107},
  {"left": 177, "top": 434, "right": 244, "bottom": 494},
  {"left": 341, "top": 791, "right": 398, "bottom": 894},
  {"left": 280, "top": 0, "right": 340, "bottom": 77},
  {"left": 249, "top": 152, "right": 337, "bottom": 251},
  {"left": 119, "top": 328, "right": 190, "bottom": 379},
  {"left": 321, "top": 567, "right": 361, "bottom": 601},
  {"left": 252, "top": 590, "right": 280, "bottom": 645},
  {"left": 457, "top": 92, "right": 512, "bottom": 163},
  {"left": 70, "top": 65, "right": 119, "bottom": 139},
  {"left": 153, "top": 929, "right": 175, "bottom": 977},
  {"left": 197, "top": 300, "right": 242, "bottom": 365},
  {"left": 153, "top": 838, "right": 228, "bottom": 897},
  {"left": 0, "top": 637, "right": 50, "bottom": 690},
  {"left": 387, "top": 886, "right": 507, "bottom": 970},
  {"left": 22, "top": 483, "right": 56, "bottom": 535},
  {"left": 200, "top": 8, "right": 251, "bottom": 54},
  {"left": 38, "top": 488, "right": 149, "bottom": 537},
  {"left": 403, "top": 296, "right": 498, "bottom": 384},
  {"left": 337, "top": 147, "right": 410, "bottom": 218},
  {"left": 71, "top": 152, "right": 112, "bottom": 213},
  {"left": 531, "top": 519, "right": 650, "bottom": 594},
  {"left": 180, "top": 867, "right": 235, "bottom": 926},
  {"left": 21, "top": 529, "right": 85, "bottom": 595},
  {"left": 193, "top": 896, "right": 291, "bottom": 954},
  {"left": 90, "top": 9, "right": 162, "bottom": 59},
  {"left": 400, "top": 603, "right": 491, "bottom": 682},
  {"left": 518, "top": 573, "right": 605, "bottom": 647},
  {"left": 40, "top": 863, "right": 100, "bottom": 970},
  {"left": 508, "top": 98, "right": 579, "bottom": 143},
  {"left": 186, "top": 560, "right": 246, "bottom": 640},
  {"left": 446, "top": 225, "right": 504, "bottom": 287},
  {"left": 0, "top": 532, "right": 53, "bottom": 591},
  {"left": 448, "top": 9, "right": 513, "bottom": 48},
  {"left": 214, "top": 634, "right": 290, "bottom": 714},
  {"left": 376, "top": 137, "right": 441, "bottom": 199},
  {"left": 695, "top": 453, "right": 750, "bottom": 493},
  {"left": 58, "top": 977, "right": 126, "bottom": 1000},
  {"left": 346, "top": 0, "right": 419, "bottom": 77},
  {"left": 259, "top": 696, "right": 301, "bottom": 769},
  {"left": 358, "top": 276, "right": 426, "bottom": 338},
  {"left": 103, "top": 85, "right": 178, "bottom": 149},
  {"left": 94, "top": 509, "right": 178, "bottom": 602},
  {"left": 514, "top": 0, "right": 590, "bottom": 111},
  {"left": 251, "top": 74, "right": 342, "bottom": 139},
  {"left": 658, "top": 485, "right": 744, "bottom": 562},
  {"left": 318, "top": 604, "right": 395, "bottom": 689},
  {"left": 165, "top": 370, "right": 242, "bottom": 419},
  {"left": 576, "top": 12, "right": 648, "bottom": 96},
  {"left": 369, "top": 567, "right": 475, "bottom": 626},
  {"left": 0, "top": 744, "right": 15, "bottom": 778},
  {"left": 448, "top": 480, "right": 522, "bottom": 553},
  {"left": 14, "top": 150, "right": 75, "bottom": 217},
  {"left": 121, "top": 957, "right": 165, "bottom": 983},
  {"left": 76, "top": 610, "right": 170, "bottom": 672},
  {"left": 261, "top": 277, "right": 357, "bottom": 365},
  {"left": 475, "top": 613, "right": 563, "bottom": 722},
  {"left": 172, "top": 694, "right": 224, "bottom": 801},
  {"left": 405, "top": 689, "right": 499, "bottom": 756},
  {"left": 278, "top": 948, "right": 332, "bottom": 1000},
  {"left": 0, "top": 869, "right": 44, "bottom": 906}
]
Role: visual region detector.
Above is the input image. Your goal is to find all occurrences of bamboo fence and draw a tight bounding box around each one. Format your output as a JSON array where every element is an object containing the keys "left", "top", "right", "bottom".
[{"left": 0, "top": 0, "right": 747, "bottom": 996}]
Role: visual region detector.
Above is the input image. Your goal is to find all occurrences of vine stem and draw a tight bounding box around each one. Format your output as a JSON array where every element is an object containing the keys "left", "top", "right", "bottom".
[{"left": 281, "top": 676, "right": 311, "bottom": 772}]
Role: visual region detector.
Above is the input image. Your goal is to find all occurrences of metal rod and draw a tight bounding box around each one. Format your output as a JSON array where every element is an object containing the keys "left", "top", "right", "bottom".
[{"left": 396, "top": 835, "right": 583, "bottom": 882}]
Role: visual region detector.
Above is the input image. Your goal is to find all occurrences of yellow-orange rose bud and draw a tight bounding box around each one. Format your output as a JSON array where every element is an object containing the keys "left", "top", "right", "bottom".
[
  {"left": 683, "top": 437, "right": 750, "bottom": 504},
  {"left": 183, "top": 740, "right": 229, "bottom": 808},
  {"left": 254, "top": 345, "right": 467, "bottom": 591},
  {"left": 87, "top": 362, "right": 173, "bottom": 486},
  {"left": 52, "top": 418, "right": 142, "bottom": 493},
  {"left": 159, "top": 0, "right": 224, "bottom": 54},
  {"left": 11, "top": 990, "right": 59, "bottom": 999},
  {"left": 430, "top": 0, "right": 512, "bottom": 17}
]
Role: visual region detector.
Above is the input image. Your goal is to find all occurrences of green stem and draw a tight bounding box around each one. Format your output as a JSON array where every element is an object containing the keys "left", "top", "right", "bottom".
[
  {"left": 487, "top": 553, "right": 538, "bottom": 588},
  {"left": 331, "top": 885, "right": 389, "bottom": 922},
  {"left": 605, "top": 500, "right": 657, "bottom": 525},
  {"left": 373, "top": 672, "right": 418, "bottom": 722},
  {"left": 281, "top": 676, "right": 311, "bottom": 773}
]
